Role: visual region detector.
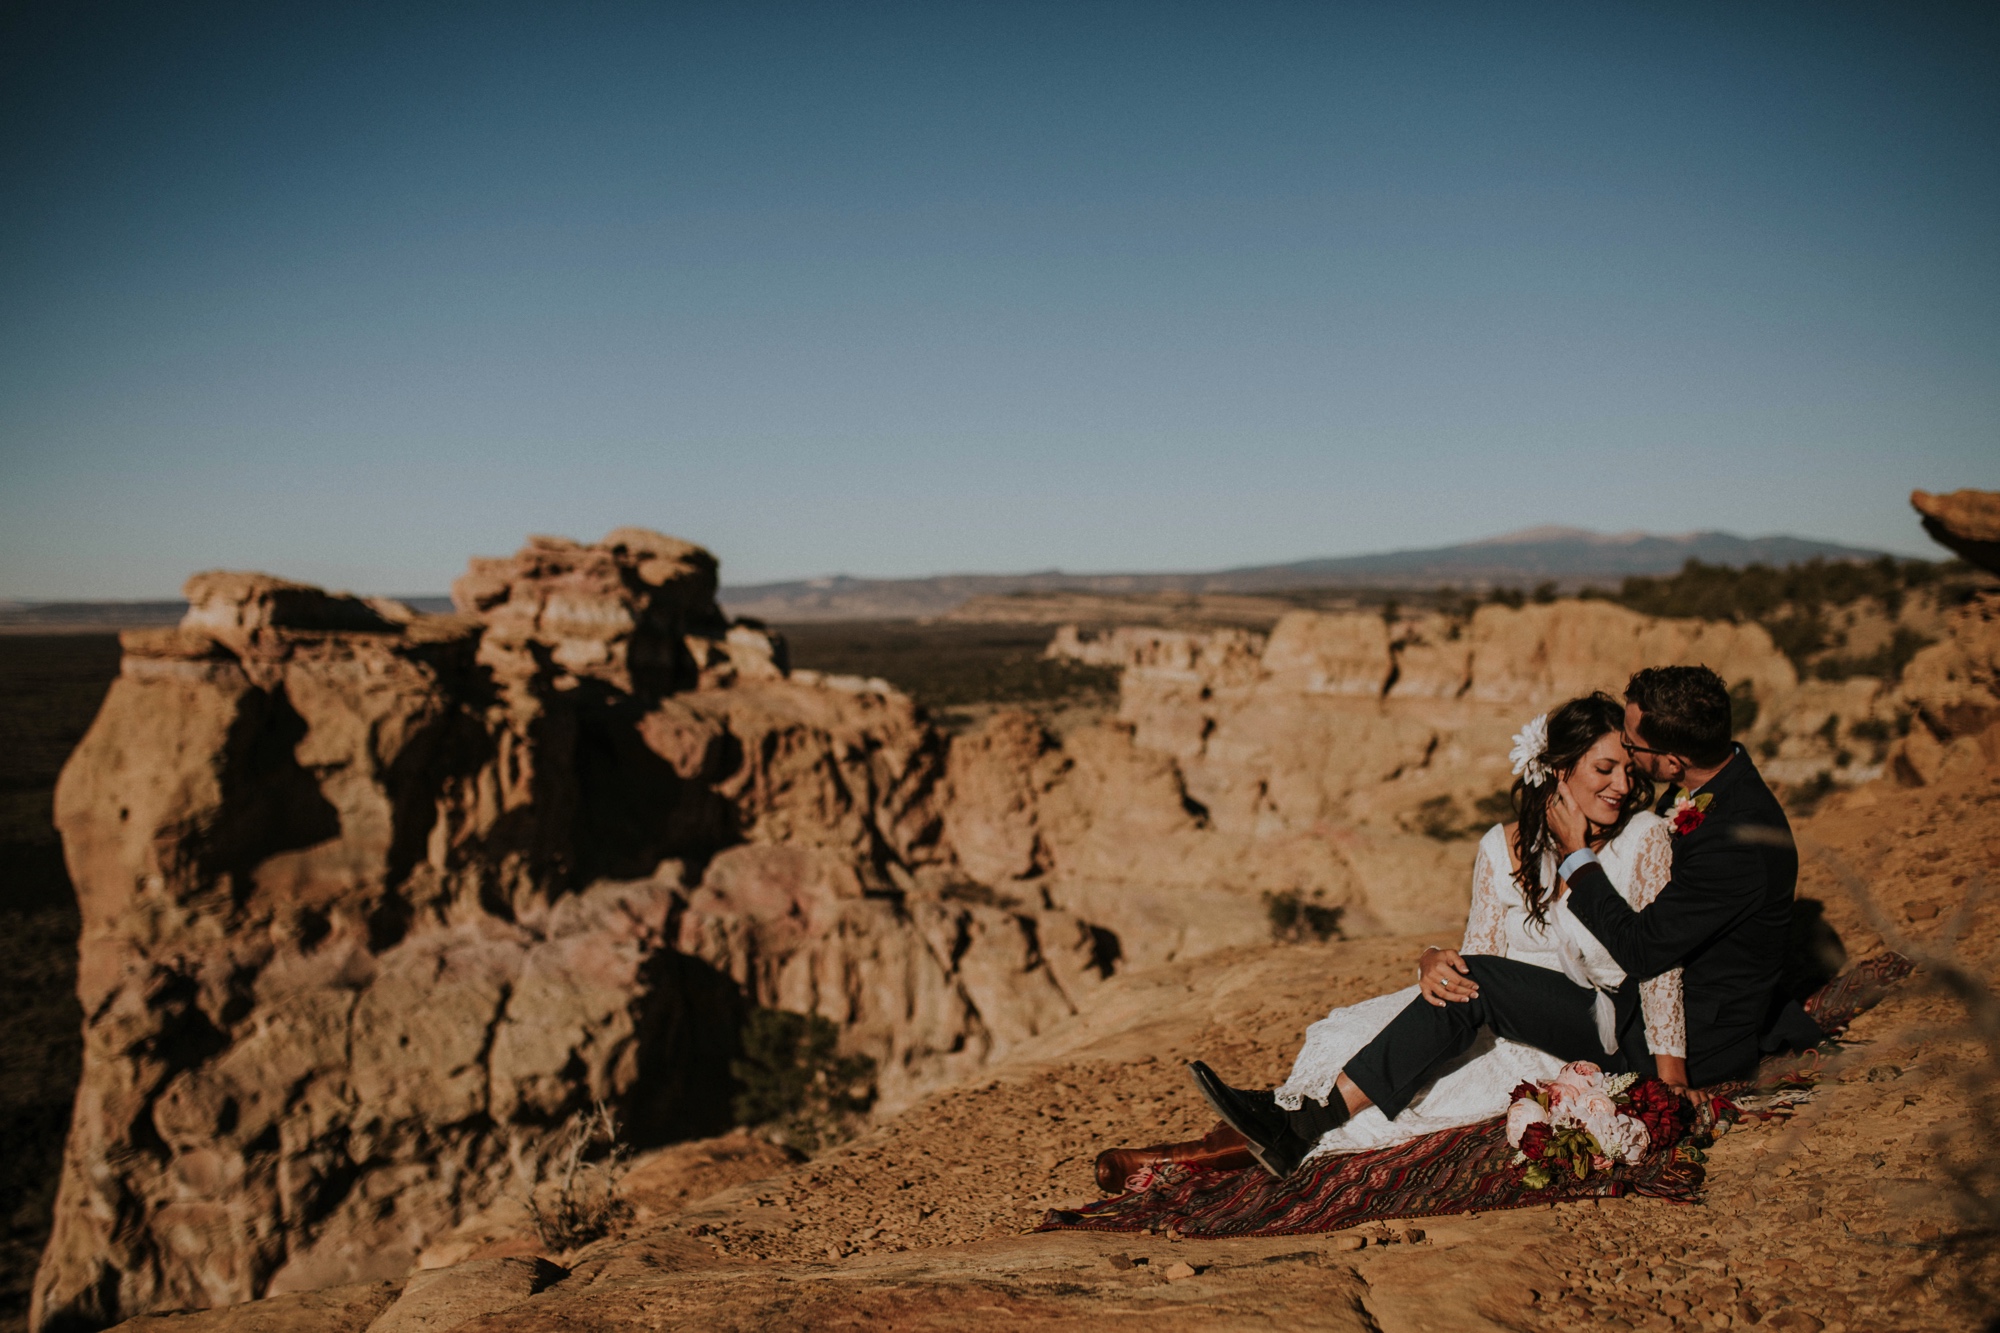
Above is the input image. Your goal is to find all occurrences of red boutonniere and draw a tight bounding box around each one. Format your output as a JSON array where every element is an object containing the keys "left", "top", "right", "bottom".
[{"left": 1668, "top": 790, "right": 1714, "bottom": 836}]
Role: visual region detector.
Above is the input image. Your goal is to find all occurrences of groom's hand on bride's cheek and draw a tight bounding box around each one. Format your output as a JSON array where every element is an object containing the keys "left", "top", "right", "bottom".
[{"left": 1549, "top": 780, "right": 1589, "bottom": 855}]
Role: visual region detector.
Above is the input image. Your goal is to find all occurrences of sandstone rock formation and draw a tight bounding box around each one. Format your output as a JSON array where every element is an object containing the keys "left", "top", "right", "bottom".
[
  {"left": 52, "top": 526, "right": 2000, "bottom": 1331},
  {"left": 1047, "top": 591, "right": 2000, "bottom": 824},
  {"left": 1912, "top": 487, "right": 2000, "bottom": 575},
  {"left": 33, "top": 533, "right": 1102, "bottom": 1331},
  {"left": 100, "top": 706, "right": 2000, "bottom": 1331},
  {"left": 998, "top": 600, "right": 1806, "bottom": 958}
]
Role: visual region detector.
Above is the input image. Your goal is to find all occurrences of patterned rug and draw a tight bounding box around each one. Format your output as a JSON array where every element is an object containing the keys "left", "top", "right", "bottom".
[
  {"left": 1800, "top": 950, "right": 1917, "bottom": 1034},
  {"left": 1035, "top": 952, "right": 1913, "bottom": 1238}
]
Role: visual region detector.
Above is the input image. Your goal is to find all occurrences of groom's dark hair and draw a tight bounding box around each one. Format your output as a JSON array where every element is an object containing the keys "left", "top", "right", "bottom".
[{"left": 1626, "top": 666, "right": 1734, "bottom": 765}]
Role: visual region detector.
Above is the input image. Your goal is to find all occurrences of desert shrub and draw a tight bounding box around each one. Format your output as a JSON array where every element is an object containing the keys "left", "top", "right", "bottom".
[
  {"left": 1263, "top": 890, "right": 1344, "bottom": 944},
  {"left": 1487, "top": 586, "right": 1526, "bottom": 609},
  {"left": 1812, "top": 627, "right": 1934, "bottom": 684},
  {"left": 1763, "top": 610, "right": 1830, "bottom": 672},
  {"left": 528, "top": 1101, "right": 631, "bottom": 1251},
  {"left": 1412, "top": 795, "right": 1468, "bottom": 841},
  {"left": 1848, "top": 716, "right": 1891, "bottom": 743},
  {"left": 1840, "top": 716, "right": 1888, "bottom": 756},
  {"left": 1784, "top": 771, "right": 1838, "bottom": 817},
  {"left": 1471, "top": 790, "right": 1517, "bottom": 823},
  {"left": 1532, "top": 581, "right": 1559, "bottom": 605},
  {"left": 775, "top": 621, "right": 1119, "bottom": 711},
  {"left": 1728, "top": 680, "right": 1760, "bottom": 734},
  {"left": 1613, "top": 557, "right": 1966, "bottom": 676},
  {"left": 730, "top": 1008, "right": 876, "bottom": 1154}
]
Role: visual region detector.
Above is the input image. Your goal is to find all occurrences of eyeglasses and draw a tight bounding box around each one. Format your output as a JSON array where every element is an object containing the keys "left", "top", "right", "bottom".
[{"left": 1620, "top": 732, "right": 1674, "bottom": 760}]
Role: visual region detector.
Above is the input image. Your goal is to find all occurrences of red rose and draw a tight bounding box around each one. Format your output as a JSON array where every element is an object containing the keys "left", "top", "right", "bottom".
[
  {"left": 1519, "top": 1122, "right": 1554, "bottom": 1158},
  {"left": 1672, "top": 805, "right": 1705, "bottom": 836},
  {"left": 1509, "top": 1081, "right": 1541, "bottom": 1104},
  {"left": 1617, "top": 1078, "right": 1691, "bottom": 1151}
]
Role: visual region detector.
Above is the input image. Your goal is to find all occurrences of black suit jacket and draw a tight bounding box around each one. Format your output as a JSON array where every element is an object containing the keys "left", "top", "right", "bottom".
[{"left": 1565, "top": 745, "right": 1798, "bottom": 1087}]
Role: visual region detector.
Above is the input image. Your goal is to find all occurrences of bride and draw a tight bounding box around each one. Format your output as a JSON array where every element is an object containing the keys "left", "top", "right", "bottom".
[{"left": 1095, "top": 691, "right": 1684, "bottom": 1191}]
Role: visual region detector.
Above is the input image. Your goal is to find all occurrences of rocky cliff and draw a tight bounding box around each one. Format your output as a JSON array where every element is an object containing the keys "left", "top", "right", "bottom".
[
  {"left": 32, "top": 533, "right": 1110, "bottom": 1331},
  {"left": 40, "top": 516, "right": 1999, "bottom": 1331}
]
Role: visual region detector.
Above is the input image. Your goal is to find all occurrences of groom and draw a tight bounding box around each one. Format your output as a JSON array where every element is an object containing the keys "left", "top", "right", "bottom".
[{"left": 1194, "top": 665, "right": 1800, "bottom": 1178}]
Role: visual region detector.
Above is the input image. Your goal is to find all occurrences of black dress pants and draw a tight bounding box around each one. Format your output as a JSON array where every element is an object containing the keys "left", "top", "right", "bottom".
[{"left": 1342, "top": 955, "right": 1652, "bottom": 1120}]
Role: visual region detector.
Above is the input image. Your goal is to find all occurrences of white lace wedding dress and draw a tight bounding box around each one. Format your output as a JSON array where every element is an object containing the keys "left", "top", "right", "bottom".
[{"left": 1273, "top": 812, "right": 1682, "bottom": 1161}]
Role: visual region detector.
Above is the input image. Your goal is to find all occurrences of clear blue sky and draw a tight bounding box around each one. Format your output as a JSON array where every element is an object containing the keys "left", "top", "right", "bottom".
[{"left": 3, "top": 1, "right": 1995, "bottom": 598}]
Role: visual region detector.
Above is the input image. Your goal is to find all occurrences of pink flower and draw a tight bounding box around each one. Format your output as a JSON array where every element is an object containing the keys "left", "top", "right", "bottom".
[
  {"left": 1594, "top": 1113, "right": 1652, "bottom": 1164},
  {"left": 1546, "top": 1062, "right": 1601, "bottom": 1109},
  {"left": 1575, "top": 1091, "right": 1620, "bottom": 1125},
  {"left": 1506, "top": 1097, "right": 1550, "bottom": 1147}
]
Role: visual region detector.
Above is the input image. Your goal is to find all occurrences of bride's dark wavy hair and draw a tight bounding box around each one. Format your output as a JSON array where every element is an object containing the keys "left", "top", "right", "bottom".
[{"left": 1510, "top": 691, "right": 1655, "bottom": 927}]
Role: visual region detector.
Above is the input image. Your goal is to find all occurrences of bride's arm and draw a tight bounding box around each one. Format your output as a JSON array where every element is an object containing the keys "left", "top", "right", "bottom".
[
  {"left": 1416, "top": 836, "right": 1507, "bottom": 1006},
  {"left": 1459, "top": 836, "right": 1510, "bottom": 956},
  {"left": 1630, "top": 821, "right": 1689, "bottom": 1072}
]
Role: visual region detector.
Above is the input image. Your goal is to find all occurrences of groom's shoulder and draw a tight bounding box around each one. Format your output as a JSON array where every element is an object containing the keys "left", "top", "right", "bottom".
[
  {"left": 1703, "top": 749, "right": 1793, "bottom": 842},
  {"left": 1713, "top": 747, "right": 1782, "bottom": 811}
]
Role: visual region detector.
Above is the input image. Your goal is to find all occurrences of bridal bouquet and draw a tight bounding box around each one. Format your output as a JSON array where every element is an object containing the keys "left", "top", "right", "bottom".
[{"left": 1505, "top": 1061, "right": 1688, "bottom": 1189}]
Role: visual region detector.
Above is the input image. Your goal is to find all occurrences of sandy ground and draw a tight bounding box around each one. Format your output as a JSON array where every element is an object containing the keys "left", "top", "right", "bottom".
[{"left": 116, "top": 756, "right": 2000, "bottom": 1332}]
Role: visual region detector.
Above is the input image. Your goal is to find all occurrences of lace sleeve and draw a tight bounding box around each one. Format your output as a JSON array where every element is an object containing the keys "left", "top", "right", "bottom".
[
  {"left": 1627, "top": 819, "right": 1674, "bottom": 910},
  {"left": 1640, "top": 967, "right": 1686, "bottom": 1057},
  {"left": 1460, "top": 834, "right": 1510, "bottom": 956},
  {"left": 1628, "top": 820, "right": 1684, "bottom": 1056}
]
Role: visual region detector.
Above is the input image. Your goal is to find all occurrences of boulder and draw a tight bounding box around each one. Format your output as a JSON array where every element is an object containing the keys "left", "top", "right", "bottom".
[
  {"left": 1912, "top": 488, "right": 2000, "bottom": 575},
  {"left": 361, "top": 1258, "right": 565, "bottom": 1333}
]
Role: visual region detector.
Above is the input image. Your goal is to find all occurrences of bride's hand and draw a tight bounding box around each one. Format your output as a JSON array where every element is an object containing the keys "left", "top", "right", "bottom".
[{"left": 1418, "top": 947, "right": 1480, "bottom": 1007}]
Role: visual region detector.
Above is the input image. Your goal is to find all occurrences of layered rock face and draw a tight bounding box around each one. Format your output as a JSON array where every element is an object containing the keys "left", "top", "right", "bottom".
[
  {"left": 995, "top": 603, "right": 1802, "bottom": 958},
  {"left": 32, "top": 533, "right": 1101, "bottom": 1331},
  {"left": 1020, "top": 592, "right": 2000, "bottom": 946}
]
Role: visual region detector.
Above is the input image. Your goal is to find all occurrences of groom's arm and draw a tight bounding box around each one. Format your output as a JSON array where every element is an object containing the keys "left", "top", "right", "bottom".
[{"left": 1562, "top": 835, "right": 1765, "bottom": 978}]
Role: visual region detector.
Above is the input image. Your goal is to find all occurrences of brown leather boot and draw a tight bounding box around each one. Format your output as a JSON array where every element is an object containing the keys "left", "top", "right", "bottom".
[{"left": 1093, "top": 1123, "right": 1255, "bottom": 1193}]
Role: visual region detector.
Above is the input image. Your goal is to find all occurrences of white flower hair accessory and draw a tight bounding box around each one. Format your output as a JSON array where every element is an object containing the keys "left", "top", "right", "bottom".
[{"left": 1510, "top": 713, "right": 1552, "bottom": 787}]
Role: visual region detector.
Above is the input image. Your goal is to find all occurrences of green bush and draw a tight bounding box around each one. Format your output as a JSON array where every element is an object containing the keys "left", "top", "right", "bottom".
[
  {"left": 1412, "top": 794, "right": 1467, "bottom": 841},
  {"left": 1263, "top": 890, "right": 1344, "bottom": 944},
  {"left": 1609, "top": 557, "right": 1962, "bottom": 678},
  {"left": 1848, "top": 717, "right": 1893, "bottom": 745},
  {"left": 1728, "top": 680, "right": 1760, "bottom": 733},
  {"left": 1811, "top": 628, "right": 1934, "bottom": 684},
  {"left": 1783, "top": 771, "right": 1839, "bottom": 818},
  {"left": 731, "top": 1008, "right": 877, "bottom": 1154}
]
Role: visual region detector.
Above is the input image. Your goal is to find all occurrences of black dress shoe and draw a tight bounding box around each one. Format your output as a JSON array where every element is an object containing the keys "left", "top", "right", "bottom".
[
  {"left": 1186, "top": 1063, "right": 1282, "bottom": 1131},
  {"left": 1187, "top": 1062, "right": 1313, "bottom": 1179}
]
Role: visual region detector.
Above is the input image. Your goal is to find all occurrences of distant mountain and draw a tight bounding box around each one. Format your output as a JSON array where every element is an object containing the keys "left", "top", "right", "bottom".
[
  {"left": 1, "top": 530, "right": 1891, "bottom": 630},
  {"left": 717, "top": 528, "right": 1890, "bottom": 621},
  {"left": 1205, "top": 528, "right": 1888, "bottom": 590}
]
